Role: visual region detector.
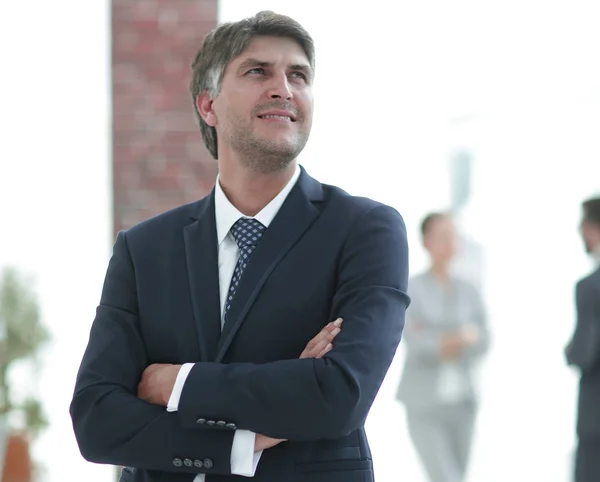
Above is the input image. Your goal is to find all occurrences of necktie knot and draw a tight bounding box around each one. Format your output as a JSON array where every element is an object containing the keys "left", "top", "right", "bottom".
[{"left": 230, "top": 218, "right": 266, "bottom": 249}]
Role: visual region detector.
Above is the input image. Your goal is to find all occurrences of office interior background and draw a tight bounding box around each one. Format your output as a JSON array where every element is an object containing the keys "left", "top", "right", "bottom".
[{"left": 0, "top": 0, "right": 599, "bottom": 481}]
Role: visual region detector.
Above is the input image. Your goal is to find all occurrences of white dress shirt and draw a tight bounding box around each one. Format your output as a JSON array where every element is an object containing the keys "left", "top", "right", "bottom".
[
  {"left": 166, "top": 165, "right": 301, "bottom": 481},
  {"left": 591, "top": 245, "right": 600, "bottom": 268}
]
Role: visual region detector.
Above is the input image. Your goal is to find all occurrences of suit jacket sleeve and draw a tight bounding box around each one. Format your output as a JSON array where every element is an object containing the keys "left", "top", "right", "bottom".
[
  {"left": 69, "top": 231, "right": 236, "bottom": 474},
  {"left": 177, "top": 204, "right": 410, "bottom": 441},
  {"left": 401, "top": 312, "right": 444, "bottom": 365},
  {"left": 566, "top": 277, "right": 600, "bottom": 373}
]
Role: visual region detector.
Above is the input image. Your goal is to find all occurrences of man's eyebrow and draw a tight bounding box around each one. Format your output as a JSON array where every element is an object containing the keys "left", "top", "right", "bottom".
[{"left": 237, "top": 58, "right": 271, "bottom": 72}]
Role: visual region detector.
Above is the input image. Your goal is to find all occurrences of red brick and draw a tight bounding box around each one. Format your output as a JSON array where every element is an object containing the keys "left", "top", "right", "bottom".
[{"left": 112, "top": 0, "right": 218, "bottom": 235}]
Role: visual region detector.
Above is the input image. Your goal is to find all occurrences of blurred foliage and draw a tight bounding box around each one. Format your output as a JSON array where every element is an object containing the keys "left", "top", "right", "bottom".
[{"left": 0, "top": 266, "right": 50, "bottom": 437}]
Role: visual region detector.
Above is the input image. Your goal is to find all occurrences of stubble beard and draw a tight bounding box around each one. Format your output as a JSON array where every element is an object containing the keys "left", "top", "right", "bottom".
[
  {"left": 225, "top": 116, "right": 310, "bottom": 174},
  {"left": 241, "top": 134, "right": 307, "bottom": 173}
]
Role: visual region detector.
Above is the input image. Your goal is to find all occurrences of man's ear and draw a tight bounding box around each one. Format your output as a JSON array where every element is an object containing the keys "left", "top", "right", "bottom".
[{"left": 196, "top": 91, "right": 217, "bottom": 127}]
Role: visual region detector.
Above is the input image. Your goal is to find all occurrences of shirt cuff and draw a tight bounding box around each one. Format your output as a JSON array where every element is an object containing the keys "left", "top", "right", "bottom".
[
  {"left": 166, "top": 362, "right": 195, "bottom": 412},
  {"left": 231, "top": 430, "right": 263, "bottom": 477}
]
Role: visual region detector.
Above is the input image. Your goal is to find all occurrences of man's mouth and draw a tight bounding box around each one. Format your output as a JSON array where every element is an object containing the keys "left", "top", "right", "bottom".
[
  {"left": 258, "top": 114, "right": 293, "bottom": 121},
  {"left": 257, "top": 110, "right": 297, "bottom": 122}
]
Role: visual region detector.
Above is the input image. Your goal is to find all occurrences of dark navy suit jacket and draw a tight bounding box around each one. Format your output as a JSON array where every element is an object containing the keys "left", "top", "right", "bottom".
[
  {"left": 70, "top": 167, "right": 410, "bottom": 482},
  {"left": 566, "top": 266, "right": 600, "bottom": 440}
]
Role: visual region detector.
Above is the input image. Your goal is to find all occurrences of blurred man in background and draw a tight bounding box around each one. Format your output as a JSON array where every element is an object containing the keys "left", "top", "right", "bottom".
[{"left": 565, "top": 197, "right": 600, "bottom": 482}]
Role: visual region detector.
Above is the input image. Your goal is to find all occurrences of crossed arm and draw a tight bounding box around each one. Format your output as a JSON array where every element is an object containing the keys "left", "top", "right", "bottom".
[
  {"left": 69, "top": 204, "right": 409, "bottom": 474},
  {"left": 137, "top": 319, "right": 343, "bottom": 452}
]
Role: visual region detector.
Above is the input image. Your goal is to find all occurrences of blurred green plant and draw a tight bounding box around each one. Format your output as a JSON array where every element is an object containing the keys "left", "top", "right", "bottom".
[{"left": 0, "top": 266, "right": 50, "bottom": 439}]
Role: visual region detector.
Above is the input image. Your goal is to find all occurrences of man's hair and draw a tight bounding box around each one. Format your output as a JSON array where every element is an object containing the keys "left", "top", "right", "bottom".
[
  {"left": 189, "top": 11, "right": 315, "bottom": 160},
  {"left": 582, "top": 197, "right": 600, "bottom": 227},
  {"left": 420, "top": 212, "right": 450, "bottom": 238}
]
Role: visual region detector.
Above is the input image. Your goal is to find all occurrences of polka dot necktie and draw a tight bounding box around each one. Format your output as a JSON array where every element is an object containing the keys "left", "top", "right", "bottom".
[{"left": 224, "top": 217, "right": 267, "bottom": 316}]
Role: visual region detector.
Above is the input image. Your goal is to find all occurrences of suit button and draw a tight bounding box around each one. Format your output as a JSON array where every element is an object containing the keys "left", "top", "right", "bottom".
[
  {"left": 205, "top": 420, "right": 216, "bottom": 427},
  {"left": 225, "top": 423, "right": 236, "bottom": 430},
  {"left": 194, "top": 459, "right": 204, "bottom": 468},
  {"left": 172, "top": 458, "right": 183, "bottom": 467},
  {"left": 203, "top": 458, "right": 213, "bottom": 469},
  {"left": 216, "top": 420, "right": 226, "bottom": 428},
  {"left": 196, "top": 418, "right": 206, "bottom": 425},
  {"left": 184, "top": 458, "right": 193, "bottom": 467}
]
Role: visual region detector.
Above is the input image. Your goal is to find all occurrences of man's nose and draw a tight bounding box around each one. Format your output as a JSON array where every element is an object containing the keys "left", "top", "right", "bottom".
[{"left": 267, "top": 73, "right": 293, "bottom": 100}]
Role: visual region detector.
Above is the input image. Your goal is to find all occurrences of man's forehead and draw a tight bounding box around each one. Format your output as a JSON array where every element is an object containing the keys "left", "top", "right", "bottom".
[{"left": 233, "top": 36, "right": 310, "bottom": 65}]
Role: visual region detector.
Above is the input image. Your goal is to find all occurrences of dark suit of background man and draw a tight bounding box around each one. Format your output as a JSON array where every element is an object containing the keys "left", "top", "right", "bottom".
[
  {"left": 69, "top": 10, "right": 410, "bottom": 482},
  {"left": 565, "top": 196, "right": 600, "bottom": 482}
]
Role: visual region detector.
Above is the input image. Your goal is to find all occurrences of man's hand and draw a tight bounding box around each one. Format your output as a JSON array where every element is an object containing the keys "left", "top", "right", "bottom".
[
  {"left": 254, "top": 433, "right": 288, "bottom": 452},
  {"left": 459, "top": 324, "right": 480, "bottom": 344},
  {"left": 299, "top": 317, "right": 343, "bottom": 359},
  {"left": 255, "top": 317, "right": 343, "bottom": 452},
  {"left": 138, "top": 363, "right": 182, "bottom": 406},
  {"left": 440, "top": 324, "right": 480, "bottom": 361},
  {"left": 440, "top": 333, "right": 464, "bottom": 360}
]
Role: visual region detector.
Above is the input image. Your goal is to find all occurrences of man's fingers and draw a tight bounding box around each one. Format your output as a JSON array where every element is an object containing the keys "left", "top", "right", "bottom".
[
  {"left": 302, "top": 325, "right": 330, "bottom": 354},
  {"left": 317, "top": 318, "right": 343, "bottom": 341},
  {"left": 319, "top": 318, "right": 343, "bottom": 336},
  {"left": 316, "top": 343, "right": 333, "bottom": 359},
  {"left": 311, "top": 327, "right": 340, "bottom": 354},
  {"left": 306, "top": 319, "right": 341, "bottom": 348},
  {"left": 330, "top": 317, "right": 343, "bottom": 330},
  {"left": 300, "top": 318, "right": 343, "bottom": 359}
]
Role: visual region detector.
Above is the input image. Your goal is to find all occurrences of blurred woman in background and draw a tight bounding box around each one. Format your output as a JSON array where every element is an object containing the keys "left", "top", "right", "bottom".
[{"left": 396, "top": 212, "right": 490, "bottom": 482}]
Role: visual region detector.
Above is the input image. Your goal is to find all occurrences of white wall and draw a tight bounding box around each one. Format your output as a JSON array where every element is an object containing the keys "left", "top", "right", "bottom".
[{"left": 0, "top": 1, "right": 113, "bottom": 481}]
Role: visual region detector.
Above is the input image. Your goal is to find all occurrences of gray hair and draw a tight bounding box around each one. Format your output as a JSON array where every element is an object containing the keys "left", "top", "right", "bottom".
[{"left": 190, "top": 11, "right": 315, "bottom": 160}]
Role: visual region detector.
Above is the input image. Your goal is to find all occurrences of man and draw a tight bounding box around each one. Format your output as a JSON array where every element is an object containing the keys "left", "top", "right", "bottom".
[
  {"left": 565, "top": 197, "right": 600, "bottom": 482},
  {"left": 70, "top": 11, "right": 409, "bottom": 482}
]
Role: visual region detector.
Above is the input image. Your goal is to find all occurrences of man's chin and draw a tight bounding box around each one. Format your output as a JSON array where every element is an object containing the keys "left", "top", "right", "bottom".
[
  {"left": 259, "top": 133, "right": 296, "bottom": 146},
  {"left": 256, "top": 136, "right": 305, "bottom": 156}
]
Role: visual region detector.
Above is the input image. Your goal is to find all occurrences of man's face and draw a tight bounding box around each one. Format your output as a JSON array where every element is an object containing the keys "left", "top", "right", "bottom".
[
  {"left": 207, "top": 35, "right": 314, "bottom": 172},
  {"left": 423, "top": 217, "right": 458, "bottom": 263},
  {"left": 580, "top": 219, "right": 600, "bottom": 254}
]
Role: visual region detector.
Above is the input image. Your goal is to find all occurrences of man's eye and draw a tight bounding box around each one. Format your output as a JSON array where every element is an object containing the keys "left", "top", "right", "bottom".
[
  {"left": 290, "top": 72, "right": 307, "bottom": 80},
  {"left": 247, "top": 68, "right": 265, "bottom": 75}
]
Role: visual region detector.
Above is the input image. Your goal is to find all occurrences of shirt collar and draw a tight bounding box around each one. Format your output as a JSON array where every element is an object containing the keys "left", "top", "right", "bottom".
[{"left": 214, "top": 165, "right": 301, "bottom": 246}]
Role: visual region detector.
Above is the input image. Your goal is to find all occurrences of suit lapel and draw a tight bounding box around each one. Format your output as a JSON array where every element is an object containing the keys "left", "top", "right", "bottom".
[
  {"left": 183, "top": 192, "right": 222, "bottom": 362},
  {"left": 216, "top": 169, "right": 323, "bottom": 361}
]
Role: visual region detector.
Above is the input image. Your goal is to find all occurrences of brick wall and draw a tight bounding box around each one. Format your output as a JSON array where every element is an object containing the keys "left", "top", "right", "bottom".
[{"left": 112, "top": 0, "right": 219, "bottom": 235}]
